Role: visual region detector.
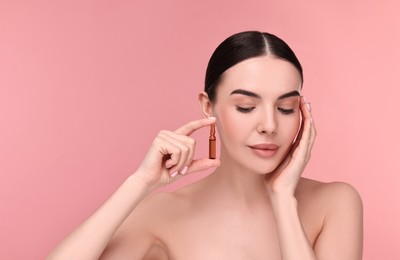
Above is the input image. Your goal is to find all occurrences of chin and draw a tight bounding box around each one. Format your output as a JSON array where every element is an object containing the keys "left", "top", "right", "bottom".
[
  {"left": 239, "top": 157, "right": 280, "bottom": 175},
  {"left": 247, "top": 151, "right": 288, "bottom": 174},
  {"left": 254, "top": 163, "right": 280, "bottom": 175}
]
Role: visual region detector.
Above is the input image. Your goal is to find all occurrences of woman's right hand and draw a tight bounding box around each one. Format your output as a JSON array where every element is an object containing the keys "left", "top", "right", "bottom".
[{"left": 135, "top": 117, "right": 221, "bottom": 189}]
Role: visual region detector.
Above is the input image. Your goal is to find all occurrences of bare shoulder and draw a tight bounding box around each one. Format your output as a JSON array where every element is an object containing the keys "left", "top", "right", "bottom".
[
  {"left": 297, "top": 177, "right": 363, "bottom": 211},
  {"left": 298, "top": 179, "right": 364, "bottom": 258},
  {"left": 137, "top": 185, "right": 196, "bottom": 222},
  {"left": 299, "top": 177, "right": 361, "bottom": 193},
  {"left": 137, "top": 191, "right": 186, "bottom": 219},
  {"left": 139, "top": 179, "right": 208, "bottom": 224},
  {"left": 101, "top": 190, "right": 190, "bottom": 258}
]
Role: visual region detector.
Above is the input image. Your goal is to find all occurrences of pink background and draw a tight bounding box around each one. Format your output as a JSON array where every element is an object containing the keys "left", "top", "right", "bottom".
[{"left": 1, "top": 0, "right": 399, "bottom": 259}]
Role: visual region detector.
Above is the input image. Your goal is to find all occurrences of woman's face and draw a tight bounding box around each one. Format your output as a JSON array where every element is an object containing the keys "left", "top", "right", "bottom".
[{"left": 212, "top": 56, "right": 302, "bottom": 174}]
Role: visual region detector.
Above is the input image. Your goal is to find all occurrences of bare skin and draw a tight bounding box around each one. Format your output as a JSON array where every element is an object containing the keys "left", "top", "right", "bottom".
[
  {"left": 100, "top": 176, "right": 362, "bottom": 259},
  {"left": 47, "top": 56, "right": 363, "bottom": 260}
]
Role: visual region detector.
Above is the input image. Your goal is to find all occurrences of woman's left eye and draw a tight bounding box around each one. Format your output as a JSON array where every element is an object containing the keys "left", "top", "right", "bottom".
[
  {"left": 236, "top": 106, "right": 255, "bottom": 113},
  {"left": 278, "top": 108, "right": 295, "bottom": 114}
]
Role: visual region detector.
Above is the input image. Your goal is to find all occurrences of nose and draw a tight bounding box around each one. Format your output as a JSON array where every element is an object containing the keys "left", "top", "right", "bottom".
[{"left": 257, "top": 108, "right": 277, "bottom": 135}]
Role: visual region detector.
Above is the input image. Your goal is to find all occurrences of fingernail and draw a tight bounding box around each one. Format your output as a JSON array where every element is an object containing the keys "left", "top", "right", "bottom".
[
  {"left": 180, "top": 166, "right": 188, "bottom": 175},
  {"left": 306, "top": 102, "right": 311, "bottom": 112},
  {"left": 171, "top": 171, "right": 178, "bottom": 177},
  {"left": 302, "top": 96, "right": 307, "bottom": 103},
  {"left": 208, "top": 116, "right": 216, "bottom": 120}
]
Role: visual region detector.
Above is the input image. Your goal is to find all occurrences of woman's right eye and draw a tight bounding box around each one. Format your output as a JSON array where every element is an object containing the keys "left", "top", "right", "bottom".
[{"left": 236, "top": 106, "right": 255, "bottom": 113}]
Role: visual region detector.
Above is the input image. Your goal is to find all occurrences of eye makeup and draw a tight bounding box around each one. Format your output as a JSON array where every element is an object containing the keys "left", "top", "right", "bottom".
[
  {"left": 278, "top": 108, "right": 295, "bottom": 114},
  {"left": 209, "top": 123, "right": 216, "bottom": 159},
  {"left": 236, "top": 106, "right": 255, "bottom": 113}
]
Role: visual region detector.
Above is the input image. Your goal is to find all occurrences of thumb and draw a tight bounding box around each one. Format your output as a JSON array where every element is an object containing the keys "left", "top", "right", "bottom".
[{"left": 185, "top": 158, "right": 221, "bottom": 174}]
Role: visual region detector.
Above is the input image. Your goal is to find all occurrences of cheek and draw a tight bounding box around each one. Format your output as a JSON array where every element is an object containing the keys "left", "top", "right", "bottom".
[
  {"left": 281, "top": 114, "right": 301, "bottom": 142},
  {"left": 215, "top": 107, "right": 248, "bottom": 145}
]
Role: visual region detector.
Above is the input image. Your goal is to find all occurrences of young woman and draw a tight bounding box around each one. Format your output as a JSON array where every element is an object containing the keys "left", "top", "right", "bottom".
[{"left": 48, "top": 31, "right": 363, "bottom": 260}]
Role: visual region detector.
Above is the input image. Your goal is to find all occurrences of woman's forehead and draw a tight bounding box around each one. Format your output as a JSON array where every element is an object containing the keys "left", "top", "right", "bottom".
[{"left": 217, "top": 56, "right": 302, "bottom": 98}]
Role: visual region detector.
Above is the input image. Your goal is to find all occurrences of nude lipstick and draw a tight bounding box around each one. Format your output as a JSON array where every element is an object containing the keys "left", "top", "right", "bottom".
[
  {"left": 209, "top": 123, "right": 216, "bottom": 159},
  {"left": 248, "top": 143, "right": 279, "bottom": 159}
]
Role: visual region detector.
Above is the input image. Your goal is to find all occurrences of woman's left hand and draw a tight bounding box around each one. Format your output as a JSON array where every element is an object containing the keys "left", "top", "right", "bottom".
[{"left": 265, "top": 96, "right": 317, "bottom": 196}]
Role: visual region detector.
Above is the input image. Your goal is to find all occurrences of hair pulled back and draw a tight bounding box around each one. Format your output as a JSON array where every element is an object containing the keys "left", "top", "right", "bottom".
[{"left": 204, "top": 31, "right": 303, "bottom": 103}]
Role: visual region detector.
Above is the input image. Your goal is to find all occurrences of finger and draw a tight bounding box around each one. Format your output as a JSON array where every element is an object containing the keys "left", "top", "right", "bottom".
[
  {"left": 160, "top": 131, "right": 196, "bottom": 172},
  {"left": 288, "top": 104, "right": 305, "bottom": 155},
  {"left": 310, "top": 123, "right": 317, "bottom": 149},
  {"left": 292, "top": 117, "right": 304, "bottom": 150},
  {"left": 300, "top": 97, "right": 316, "bottom": 146},
  {"left": 292, "top": 100, "right": 312, "bottom": 158},
  {"left": 158, "top": 133, "right": 190, "bottom": 175},
  {"left": 307, "top": 112, "right": 317, "bottom": 156},
  {"left": 185, "top": 158, "right": 221, "bottom": 174},
  {"left": 175, "top": 117, "right": 216, "bottom": 136},
  {"left": 299, "top": 111, "right": 312, "bottom": 148},
  {"left": 155, "top": 134, "right": 185, "bottom": 176},
  {"left": 300, "top": 97, "right": 317, "bottom": 159}
]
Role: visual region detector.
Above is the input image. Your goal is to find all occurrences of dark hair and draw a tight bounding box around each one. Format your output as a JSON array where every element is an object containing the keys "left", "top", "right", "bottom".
[{"left": 204, "top": 31, "right": 303, "bottom": 103}]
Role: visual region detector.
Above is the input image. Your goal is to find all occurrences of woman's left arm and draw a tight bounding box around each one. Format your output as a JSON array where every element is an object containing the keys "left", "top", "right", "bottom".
[
  {"left": 265, "top": 96, "right": 363, "bottom": 260},
  {"left": 313, "top": 181, "right": 363, "bottom": 260}
]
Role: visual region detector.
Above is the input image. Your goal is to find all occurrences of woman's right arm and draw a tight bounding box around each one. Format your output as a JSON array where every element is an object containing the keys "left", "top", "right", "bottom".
[
  {"left": 47, "top": 117, "right": 220, "bottom": 260},
  {"left": 47, "top": 172, "right": 154, "bottom": 260}
]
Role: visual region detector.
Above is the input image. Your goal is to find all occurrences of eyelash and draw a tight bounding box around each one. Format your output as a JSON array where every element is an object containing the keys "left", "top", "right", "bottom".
[
  {"left": 236, "top": 107, "right": 254, "bottom": 113},
  {"left": 278, "top": 108, "right": 295, "bottom": 114},
  {"left": 236, "top": 107, "right": 295, "bottom": 115}
]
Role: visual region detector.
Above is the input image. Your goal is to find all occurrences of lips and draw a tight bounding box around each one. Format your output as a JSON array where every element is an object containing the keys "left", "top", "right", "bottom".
[
  {"left": 248, "top": 143, "right": 279, "bottom": 150},
  {"left": 248, "top": 143, "right": 279, "bottom": 158}
]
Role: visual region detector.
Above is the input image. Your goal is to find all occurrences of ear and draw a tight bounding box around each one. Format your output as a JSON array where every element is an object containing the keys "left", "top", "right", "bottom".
[{"left": 198, "top": 91, "right": 213, "bottom": 118}]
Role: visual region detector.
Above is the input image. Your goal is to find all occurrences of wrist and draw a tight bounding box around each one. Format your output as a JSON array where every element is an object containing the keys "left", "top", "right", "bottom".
[
  {"left": 266, "top": 182, "right": 296, "bottom": 198},
  {"left": 128, "top": 171, "right": 158, "bottom": 195},
  {"left": 269, "top": 191, "right": 298, "bottom": 207}
]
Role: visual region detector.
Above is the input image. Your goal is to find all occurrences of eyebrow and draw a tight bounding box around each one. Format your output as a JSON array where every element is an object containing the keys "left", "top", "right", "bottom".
[{"left": 230, "top": 89, "right": 300, "bottom": 100}]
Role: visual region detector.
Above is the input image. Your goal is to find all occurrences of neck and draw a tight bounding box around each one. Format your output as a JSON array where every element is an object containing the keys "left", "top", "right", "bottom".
[{"left": 207, "top": 148, "right": 270, "bottom": 207}]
